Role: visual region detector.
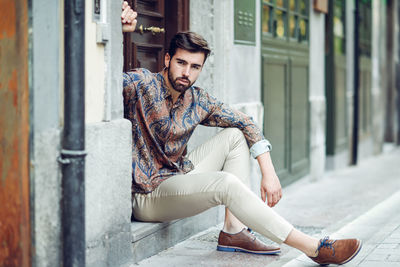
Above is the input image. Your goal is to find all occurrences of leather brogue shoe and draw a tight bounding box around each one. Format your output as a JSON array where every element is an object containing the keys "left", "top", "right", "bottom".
[
  {"left": 217, "top": 228, "right": 281, "bottom": 255},
  {"left": 309, "top": 236, "right": 362, "bottom": 265}
]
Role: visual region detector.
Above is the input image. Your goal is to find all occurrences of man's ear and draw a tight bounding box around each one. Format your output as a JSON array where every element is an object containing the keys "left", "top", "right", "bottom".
[{"left": 164, "top": 53, "right": 171, "bottom": 68}]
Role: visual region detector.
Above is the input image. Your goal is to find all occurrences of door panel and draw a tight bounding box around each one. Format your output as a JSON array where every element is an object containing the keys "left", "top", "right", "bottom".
[
  {"left": 124, "top": 0, "right": 166, "bottom": 72},
  {"left": 290, "top": 58, "right": 309, "bottom": 174},
  {"left": 334, "top": 55, "right": 348, "bottom": 151},
  {"left": 262, "top": 54, "right": 310, "bottom": 185},
  {"left": 137, "top": 0, "right": 164, "bottom": 13},
  {"left": 135, "top": 44, "right": 164, "bottom": 70},
  {"left": 262, "top": 55, "right": 289, "bottom": 178}
]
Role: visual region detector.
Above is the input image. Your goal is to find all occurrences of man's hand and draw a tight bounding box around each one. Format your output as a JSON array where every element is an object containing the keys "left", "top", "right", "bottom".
[
  {"left": 122, "top": 1, "right": 137, "bottom": 33},
  {"left": 260, "top": 173, "right": 282, "bottom": 207},
  {"left": 256, "top": 152, "right": 282, "bottom": 207}
]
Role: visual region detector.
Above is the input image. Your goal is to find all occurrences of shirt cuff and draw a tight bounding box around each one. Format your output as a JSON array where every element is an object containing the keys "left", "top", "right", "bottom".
[{"left": 249, "top": 139, "right": 272, "bottom": 158}]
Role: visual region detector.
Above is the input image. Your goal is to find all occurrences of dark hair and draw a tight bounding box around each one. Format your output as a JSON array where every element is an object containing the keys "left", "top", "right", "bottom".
[{"left": 168, "top": 31, "right": 211, "bottom": 63}]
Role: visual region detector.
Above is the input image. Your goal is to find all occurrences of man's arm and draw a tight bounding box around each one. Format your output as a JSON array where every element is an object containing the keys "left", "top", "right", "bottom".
[
  {"left": 121, "top": 2, "right": 139, "bottom": 106},
  {"left": 197, "top": 89, "right": 283, "bottom": 207},
  {"left": 257, "top": 152, "right": 282, "bottom": 208},
  {"left": 198, "top": 90, "right": 264, "bottom": 148}
]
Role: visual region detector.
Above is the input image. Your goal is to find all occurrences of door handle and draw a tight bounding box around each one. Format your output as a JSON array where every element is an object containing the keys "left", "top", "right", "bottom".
[{"left": 138, "top": 24, "right": 165, "bottom": 35}]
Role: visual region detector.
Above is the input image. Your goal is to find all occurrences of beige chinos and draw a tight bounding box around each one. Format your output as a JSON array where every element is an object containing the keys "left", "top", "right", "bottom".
[{"left": 132, "top": 128, "right": 293, "bottom": 244}]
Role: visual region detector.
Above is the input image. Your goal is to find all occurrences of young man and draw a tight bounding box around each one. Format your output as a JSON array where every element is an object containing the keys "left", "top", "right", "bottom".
[{"left": 121, "top": 2, "right": 362, "bottom": 265}]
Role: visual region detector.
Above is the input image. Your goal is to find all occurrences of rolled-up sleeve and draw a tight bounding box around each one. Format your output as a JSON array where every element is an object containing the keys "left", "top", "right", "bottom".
[{"left": 249, "top": 139, "right": 272, "bottom": 158}]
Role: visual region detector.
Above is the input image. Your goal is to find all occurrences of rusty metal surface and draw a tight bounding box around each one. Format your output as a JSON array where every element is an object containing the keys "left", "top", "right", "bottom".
[{"left": 0, "top": 0, "right": 31, "bottom": 266}]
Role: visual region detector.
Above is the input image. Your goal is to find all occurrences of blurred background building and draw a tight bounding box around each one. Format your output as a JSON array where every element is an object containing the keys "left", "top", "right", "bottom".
[{"left": 1, "top": 0, "right": 399, "bottom": 266}]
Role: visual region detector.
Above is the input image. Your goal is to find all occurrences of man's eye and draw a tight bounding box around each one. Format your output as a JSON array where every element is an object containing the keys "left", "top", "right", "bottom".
[
  {"left": 177, "top": 61, "right": 185, "bottom": 65},
  {"left": 192, "top": 66, "right": 200, "bottom": 70}
]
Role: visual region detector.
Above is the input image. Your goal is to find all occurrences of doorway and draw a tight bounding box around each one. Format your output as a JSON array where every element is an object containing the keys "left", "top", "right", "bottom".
[
  {"left": 261, "top": 0, "right": 310, "bottom": 186},
  {"left": 123, "top": 0, "right": 190, "bottom": 73}
]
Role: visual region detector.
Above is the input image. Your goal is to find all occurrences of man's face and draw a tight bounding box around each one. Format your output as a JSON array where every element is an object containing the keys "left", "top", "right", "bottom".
[{"left": 165, "top": 48, "right": 205, "bottom": 93}]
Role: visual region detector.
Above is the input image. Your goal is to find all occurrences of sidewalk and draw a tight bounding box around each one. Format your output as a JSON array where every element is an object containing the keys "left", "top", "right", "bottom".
[
  {"left": 270, "top": 190, "right": 400, "bottom": 267},
  {"left": 132, "top": 147, "right": 400, "bottom": 267}
]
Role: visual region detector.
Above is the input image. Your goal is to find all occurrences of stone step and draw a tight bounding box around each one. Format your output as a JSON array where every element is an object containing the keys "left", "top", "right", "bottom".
[{"left": 130, "top": 206, "right": 224, "bottom": 263}]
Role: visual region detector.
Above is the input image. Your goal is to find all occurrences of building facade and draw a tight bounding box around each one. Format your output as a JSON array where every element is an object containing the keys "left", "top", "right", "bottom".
[{"left": 1, "top": 0, "right": 399, "bottom": 266}]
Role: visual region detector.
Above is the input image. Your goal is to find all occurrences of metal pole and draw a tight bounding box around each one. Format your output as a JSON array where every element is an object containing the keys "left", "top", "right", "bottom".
[
  {"left": 61, "top": 0, "right": 86, "bottom": 266},
  {"left": 351, "top": 0, "right": 360, "bottom": 165}
]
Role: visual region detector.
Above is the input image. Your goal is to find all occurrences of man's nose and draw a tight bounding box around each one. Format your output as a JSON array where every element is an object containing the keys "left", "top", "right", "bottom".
[{"left": 182, "top": 65, "right": 190, "bottom": 77}]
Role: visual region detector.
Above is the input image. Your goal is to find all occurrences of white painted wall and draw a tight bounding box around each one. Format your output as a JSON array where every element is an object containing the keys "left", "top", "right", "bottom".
[
  {"left": 214, "top": 0, "right": 261, "bottom": 105},
  {"left": 190, "top": 0, "right": 262, "bottom": 121},
  {"left": 370, "top": 0, "right": 386, "bottom": 154},
  {"left": 85, "top": 0, "right": 105, "bottom": 123},
  {"left": 308, "top": 7, "right": 326, "bottom": 180}
]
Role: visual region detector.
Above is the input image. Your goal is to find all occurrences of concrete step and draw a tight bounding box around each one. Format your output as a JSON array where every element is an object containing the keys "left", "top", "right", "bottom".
[{"left": 130, "top": 206, "right": 224, "bottom": 263}]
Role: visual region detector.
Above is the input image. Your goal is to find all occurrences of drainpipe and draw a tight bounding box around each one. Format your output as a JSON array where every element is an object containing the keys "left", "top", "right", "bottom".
[
  {"left": 351, "top": 1, "right": 360, "bottom": 165},
  {"left": 60, "top": 0, "right": 86, "bottom": 266}
]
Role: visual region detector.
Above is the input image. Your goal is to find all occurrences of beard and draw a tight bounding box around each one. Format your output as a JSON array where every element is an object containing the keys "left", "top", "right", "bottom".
[{"left": 167, "top": 67, "right": 193, "bottom": 93}]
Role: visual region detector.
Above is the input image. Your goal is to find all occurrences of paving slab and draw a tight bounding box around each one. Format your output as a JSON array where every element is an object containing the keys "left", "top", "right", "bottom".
[{"left": 275, "top": 190, "right": 400, "bottom": 266}]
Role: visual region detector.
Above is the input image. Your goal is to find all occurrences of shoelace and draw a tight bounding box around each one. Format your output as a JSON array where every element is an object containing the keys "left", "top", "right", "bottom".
[
  {"left": 316, "top": 236, "right": 336, "bottom": 256},
  {"left": 247, "top": 228, "right": 257, "bottom": 241}
]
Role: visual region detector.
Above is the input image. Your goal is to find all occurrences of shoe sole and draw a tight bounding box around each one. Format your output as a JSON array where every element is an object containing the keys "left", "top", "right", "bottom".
[
  {"left": 318, "top": 239, "right": 363, "bottom": 266},
  {"left": 339, "top": 239, "right": 363, "bottom": 265},
  {"left": 217, "top": 245, "right": 281, "bottom": 255}
]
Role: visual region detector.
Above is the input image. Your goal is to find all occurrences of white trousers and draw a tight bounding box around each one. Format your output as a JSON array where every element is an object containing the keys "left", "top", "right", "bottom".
[{"left": 132, "top": 128, "right": 293, "bottom": 243}]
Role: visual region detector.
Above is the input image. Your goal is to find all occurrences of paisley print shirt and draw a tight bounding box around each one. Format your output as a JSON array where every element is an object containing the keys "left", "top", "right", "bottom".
[{"left": 123, "top": 68, "right": 267, "bottom": 194}]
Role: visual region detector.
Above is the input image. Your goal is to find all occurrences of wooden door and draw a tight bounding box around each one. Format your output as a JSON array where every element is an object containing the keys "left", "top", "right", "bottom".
[
  {"left": 262, "top": 55, "right": 290, "bottom": 179},
  {"left": 325, "top": 0, "right": 348, "bottom": 156},
  {"left": 123, "top": 0, "right": 190, "bottom": 73},
  {"left": 0, "top": 0, "right": 31, "bottom": 266},
  {"left": 290, "top": 57, "right": 309, "bottom": 176},
  {"left": 261, "top": 0, "right": 310, "bottom": 186}
]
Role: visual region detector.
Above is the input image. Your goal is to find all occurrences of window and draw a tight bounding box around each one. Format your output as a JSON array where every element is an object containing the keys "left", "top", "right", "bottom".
[
  {"left": 333, "top": 0, "right": 346, "bottom": 55},
  {"left": 262, "top": 0, "right": 309, "bottom": 42}
]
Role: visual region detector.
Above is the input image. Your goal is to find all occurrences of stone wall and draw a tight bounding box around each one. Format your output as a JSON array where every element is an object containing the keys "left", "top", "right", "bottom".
[
  {"left": 189, "top": 0, "right": 264, "bottom": 194},
  {"left": 85, "top": 0, "right": 133, "bottom": 266},
  {"left": 31, "top": 0, "right": 62, "bottom": 266},
  {"left": 85, "top": 120, "right": 132, "bottom": 267},
  {"left": 31, "top": 0, "right": 133, "bottom": 266}
]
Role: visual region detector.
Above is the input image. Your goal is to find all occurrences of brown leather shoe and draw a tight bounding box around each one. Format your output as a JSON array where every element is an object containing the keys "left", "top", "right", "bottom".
[
  {"left": 217, "top": 228, "right": 281, "bottom": 255},
  {"left": 309, "top": 237, "right": 362, "bottom": 265}
]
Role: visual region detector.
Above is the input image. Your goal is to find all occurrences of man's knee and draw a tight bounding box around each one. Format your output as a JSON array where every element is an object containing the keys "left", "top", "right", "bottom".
[
  {"left": 221, "top": 128, "right": 247, "bottom": 147},
  {"left": 215, "top": 171, "right": 246, "bottom": 203}
]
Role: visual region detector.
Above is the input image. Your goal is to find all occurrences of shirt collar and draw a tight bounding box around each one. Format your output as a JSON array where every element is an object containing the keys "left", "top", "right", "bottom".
[{"left": 157, "top": 70, "right": 172, "bottom": 100}]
